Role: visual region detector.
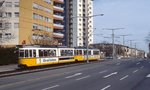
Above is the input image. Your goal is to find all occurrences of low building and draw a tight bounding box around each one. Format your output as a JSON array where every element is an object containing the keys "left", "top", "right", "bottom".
[{"left": 92, "top": 43, "right": 146, "bottom": 59}]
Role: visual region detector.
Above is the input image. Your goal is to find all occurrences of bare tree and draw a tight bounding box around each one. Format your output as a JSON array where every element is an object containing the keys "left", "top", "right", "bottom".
[
  {"left": 0, "top": 0, "right": 16, "bottom": 44},
  {"left": 28, "top": 30, "right": 58, "bottom": 46}
]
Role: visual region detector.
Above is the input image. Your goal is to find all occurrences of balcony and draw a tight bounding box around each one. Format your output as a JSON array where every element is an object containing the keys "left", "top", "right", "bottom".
[
  {"left": 53, "top": 14, "right": 64, "bottom": 20},
  {"left": 53, "top": 6, "right": 64, "bottom": 12},
  {"left": 53, "top": 32, "right": 64, "bottom": 38},
  {"left": 54, "top": 24, "right": 64, "bottom": 29},
  {"left": 54, "top": 0, "right": 64, "bottom": 4}
]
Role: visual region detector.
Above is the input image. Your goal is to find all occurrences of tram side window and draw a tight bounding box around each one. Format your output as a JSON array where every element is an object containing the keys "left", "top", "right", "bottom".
[
  {"left": 68, "top": 50, "right": 73, "bottom": 56},
  {"left": 61, "top": 50, "right": 74, "bottom": 56},
  {"left": 33, "top": 50, "right": 36, "bottom": 57},
  {"left": 19, "top": 50, "right": 24, "bottom": 58},
  {"left": 25, "top": 50, "right": 28, "bottom": 57},
  {"left": 39, "top": 50, "right": 44, "bottom": 57},
  {"left": 44, "top": 50, "right": 48, "bottom": 57},
  {"left": 61, "top": 50, "right": 65, "bottom": 56},
  {"left": 29, "top": 50, "right": 32, "bottom": 57},
  {"left": 84, "top": 50, "right": 87, "bottom": 55},
  {"left": 48, "top": 50, "right": 56, "bottom": 57},
  {"left": 93, "top": 51, "right": 99, "bottom": 55},
  {"left": 67, "top": 50, "right": 70, "bottom": 56},
  {"left": 74, "top": 50, "right": 77, "bottom": 55},
  {"left": 88, "top": 51, "right": 91, "bottom": 55},
  {"left": 78, "top": 50, "right": 82, "bottom": 55}
]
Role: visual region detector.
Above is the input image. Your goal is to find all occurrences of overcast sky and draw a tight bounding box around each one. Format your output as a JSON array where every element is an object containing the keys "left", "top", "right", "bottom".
[{"left": 93, "top": 0, "right": 150, "bottom": 52}]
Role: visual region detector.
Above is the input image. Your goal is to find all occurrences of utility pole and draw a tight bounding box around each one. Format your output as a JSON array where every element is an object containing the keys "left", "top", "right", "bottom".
[
  {"left": 134, "top": 43, "right": 137, "bottom": 58},
  {"left": 129, "top": 40, "right": 135, "bottom": 58},
  {"left": 103, "top": 28, "right": 124, "bottom": 60},
  {"left": 119, "top": 34, "right": 130, "bottom": 58}
]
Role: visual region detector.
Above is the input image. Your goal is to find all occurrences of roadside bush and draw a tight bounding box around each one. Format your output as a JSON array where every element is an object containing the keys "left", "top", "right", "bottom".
[{"left": 0, "top": 47, "right": 18, "bottom": 65}]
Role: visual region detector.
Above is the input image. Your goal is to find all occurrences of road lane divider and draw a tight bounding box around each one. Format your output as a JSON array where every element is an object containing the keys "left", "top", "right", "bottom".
[
  {"left": 103, "top": 72, "right": 118, "bottom": 78},
  {"left": 146, "top": 74, "right": 150, "bottom": 78},
  {"left": 116, "top": 63, "right": 120, "bottom": 65},
  {"left": 140, "top": 66, "right": 144, "bottom": 69},
  {"left": 42, "top": 85, "right": 60, "bottom": 90},
  {"left": 136, "top": 62, "right": 140, "bottom": 65},
  {"left": 99, "top": 70, "right": 108, "bottom": 74},
  {"left": 120, "top": 75, "right": 129, "bottom": 81},
  {"left": 101, "top": 85, "right": 111, "bottom": 90},
  {"left": 133, "top": 69, "right": 139, "bottom": 73},
  {"left": 76, "top": 75, "right": 90, "bottom": 81},
  {"left": 65, "top": 73, "right": 82, "bottom": 79}
]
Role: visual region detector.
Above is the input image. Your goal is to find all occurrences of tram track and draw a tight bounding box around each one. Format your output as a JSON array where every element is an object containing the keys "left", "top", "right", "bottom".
[{"left": 0, "top": 60, "right": 104, "bottom": 78}]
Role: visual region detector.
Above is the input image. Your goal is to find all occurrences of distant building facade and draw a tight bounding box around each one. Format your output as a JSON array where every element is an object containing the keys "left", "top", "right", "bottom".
[{"left": 92, "top": 43, "right": 146, "bottom": 58}]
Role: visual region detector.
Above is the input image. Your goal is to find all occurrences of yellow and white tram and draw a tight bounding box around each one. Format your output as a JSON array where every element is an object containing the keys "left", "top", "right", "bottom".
[{"left": 18, "top": 46, "right": 101, "bottom": 68}]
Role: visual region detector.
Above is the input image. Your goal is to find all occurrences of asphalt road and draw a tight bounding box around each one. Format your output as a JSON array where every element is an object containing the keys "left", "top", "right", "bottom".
[{"left": 0, "top": 59, "right": 150, "bottom": 90}]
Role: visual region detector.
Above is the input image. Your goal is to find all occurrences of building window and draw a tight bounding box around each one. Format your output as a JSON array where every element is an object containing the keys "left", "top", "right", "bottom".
[
  {"left": 39, "top": 15, "right": 44, "bottom": 20},
  {"left": 33, "top": 23, "right": 38, "bottom": 30},
  {"left": 0, "top": 33, "right": 2, "bottom": 38},
  {"left": 43, "top": 0, "right": 52, "bottom": 4},
  {"left": 14, "top": 2, "right": 19, "bottom": 7},
  {"left": 14, "top": 12, "right": 19, "bottom": 17},
  {"left": 14, "top": 23, "right": 19, "bottom": 28},
  {"left": 5, "top": 33, "right": 11, "bottom": 38},
  {"left": 0, "top": 23, "right": 2, "bottom": 28},
  {"left": 5, "top": 12, "right": 12, "bottom": 18},
  {"left": 5, "top": 2, "right": 12, "bottom": 7},
  {"left": 5, "top": 23, "right": 11, "bottom": 29},
  {"left": 33, "top": 13, "right": 38, "bottom": 19},
  {"left": 33, "top": 3, "right": 52, "bottom": 13},
  {"left": 0, "top": 13, "right": 2, "bottom": 17}
]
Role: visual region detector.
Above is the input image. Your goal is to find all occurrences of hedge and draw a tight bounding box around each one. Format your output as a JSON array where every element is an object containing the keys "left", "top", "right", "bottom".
[{"left": 0, "top": 47, "right": 18, "bottom": 65}]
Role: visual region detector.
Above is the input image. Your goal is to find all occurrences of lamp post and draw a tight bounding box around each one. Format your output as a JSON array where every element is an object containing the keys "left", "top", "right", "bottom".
[
  {"left": 85, "top": 14, "right": 104, "bottom": 63},
  {"left": 102, "top": 28, "right": 124, "bottom": 60}
]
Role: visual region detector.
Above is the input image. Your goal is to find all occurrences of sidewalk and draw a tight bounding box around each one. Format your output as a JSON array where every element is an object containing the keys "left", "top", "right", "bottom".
[{"left": 0, "top": 64, "right": 17, "bottom": 73}]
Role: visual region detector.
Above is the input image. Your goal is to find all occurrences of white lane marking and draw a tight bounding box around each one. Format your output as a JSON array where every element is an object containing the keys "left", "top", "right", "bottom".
[
  {"left": 76, "top": 75, "right": 90, "bottom": 81},
  {"left": 140, "top": 66, "right": 144, "bottom": 69},
  {"left": 116, "top": 63, "right": 120, "bottom": 65},
  {"left": 120, "top": 75, "right": 129, "bottom": 81},
  {"left": 136, "top": 62, "right": 140, "bottom": 65},
  {"left": 146, "top": 74, "right": 150, "bottom": 78},
  {"left": 99, "top": 70, "right": 108, "bottom": 74},
  {"left": 42, "top": 85, "right": 60, "bottom": 90},
  {"left": 101, "top": 85, "right": 111, "bottom": 90},
  {"left": 65, "top": 73, "right": 82, "bottom": 79},
  {"left": 103, "top": 72, "right": 118, "bottom": 78},
  {"left": 133, "top": 69, "right": 139, "bottom": 73}
]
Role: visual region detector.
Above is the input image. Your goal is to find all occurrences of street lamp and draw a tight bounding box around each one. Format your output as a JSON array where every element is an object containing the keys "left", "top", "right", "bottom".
[
  {"left": 102, "top": 28, "right": 124, "bottom": 60},
  {"left": 85, "top": 14, "right": 104, "bottom": 63}
]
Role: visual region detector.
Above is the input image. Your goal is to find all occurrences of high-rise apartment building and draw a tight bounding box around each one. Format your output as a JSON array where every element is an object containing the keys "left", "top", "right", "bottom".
[
  {"left": 53, "top": 0, "right": 65, "bottom": 46},
  {"left": 0, "top": 0, "right": 65, "bottom": 46},
  {"left": 65, "top": 0, "right": 93, "bottom": 47},
  {"left": 0, "top": 0, "right": 19, "bottom": 45}
]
